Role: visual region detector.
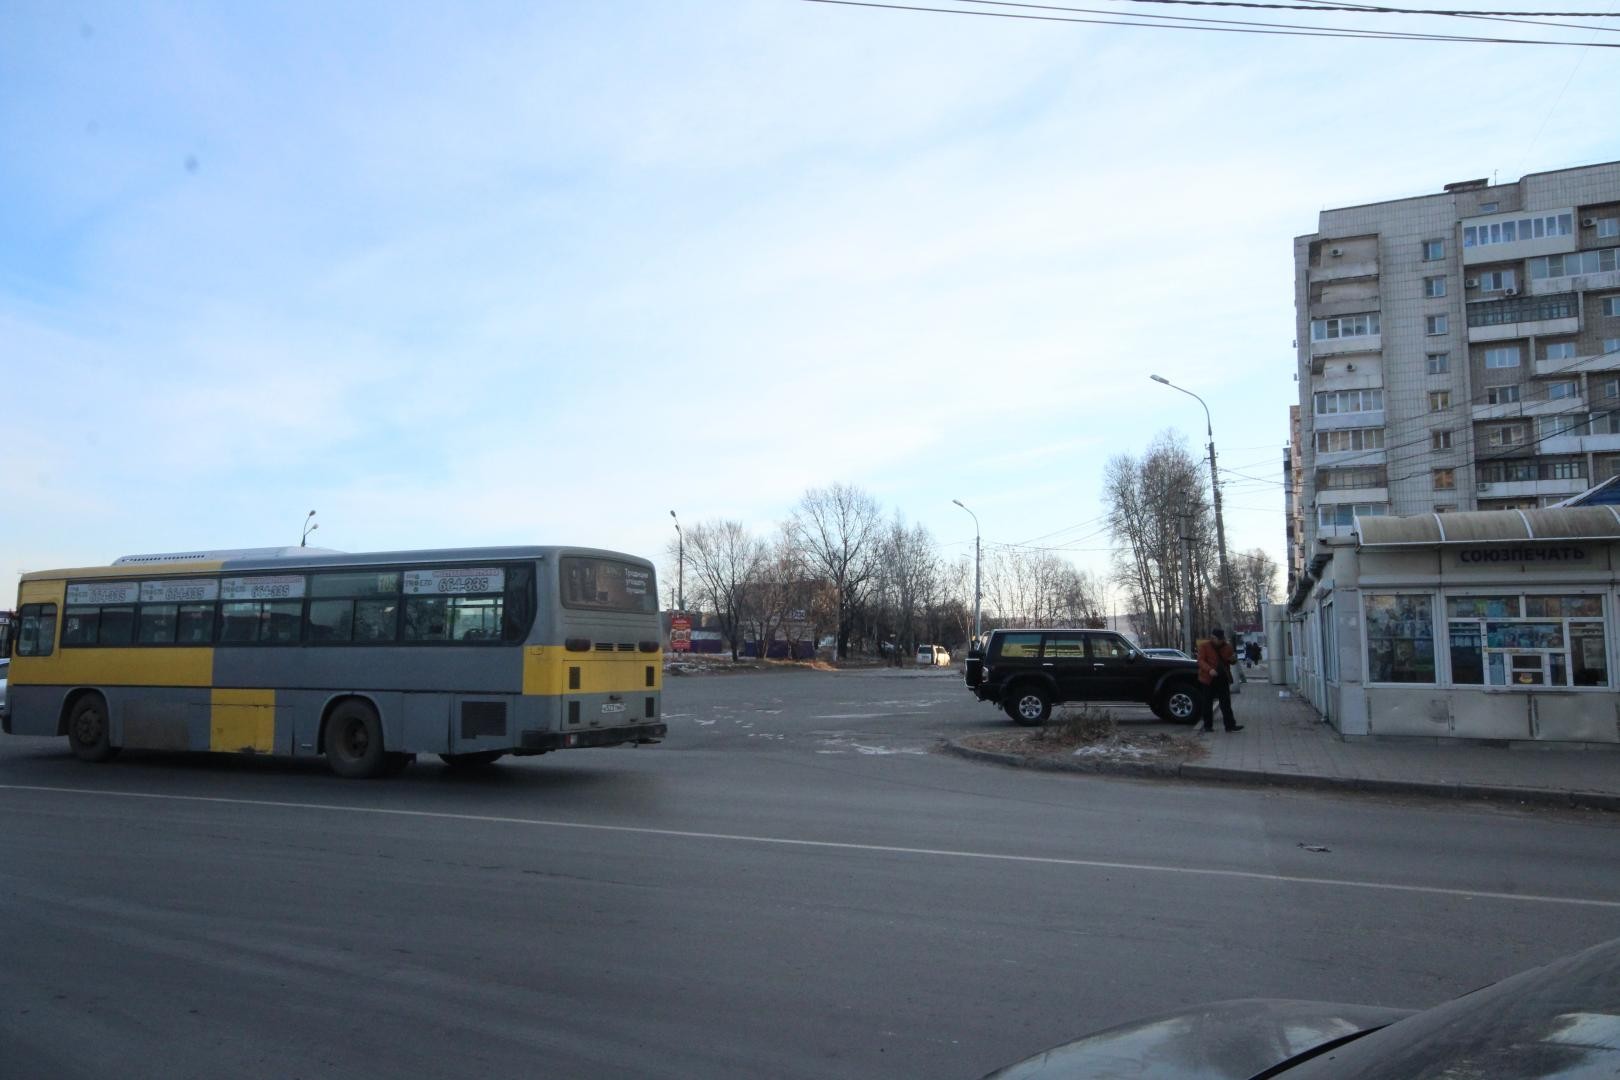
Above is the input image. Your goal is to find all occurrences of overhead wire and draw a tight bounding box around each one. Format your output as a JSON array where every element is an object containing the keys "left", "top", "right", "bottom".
[{"left": 799, "top": 0, "right": 1620, "bottom": 44}]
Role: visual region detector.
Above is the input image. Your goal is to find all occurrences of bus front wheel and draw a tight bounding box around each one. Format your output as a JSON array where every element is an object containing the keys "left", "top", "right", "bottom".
[
  {"left": 324, "top": 700, "right": 387, "bottom": 779},
  {"left": 67, "top": 695, "right": 118, "bottom": 763}
]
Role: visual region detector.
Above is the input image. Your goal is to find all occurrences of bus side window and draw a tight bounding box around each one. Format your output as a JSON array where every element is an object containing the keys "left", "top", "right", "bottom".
[
  {"left": 17, "top": 604, "right": 57, "bottom": 657},
  {"left": 502, "top": 564, "right": 534, "bottom": 642}
]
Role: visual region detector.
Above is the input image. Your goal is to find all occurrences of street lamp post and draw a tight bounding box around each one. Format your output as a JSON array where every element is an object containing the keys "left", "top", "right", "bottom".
[
  {"left": 669, "top": 510, "right": 684, "bottom": 611},
  {"left": 300, "top": 510, "right": 318, "bottom": 548},
  {"left": 952, "top": 499, "right": 981, "bottom": 644},
  {"left": 1150, "top": 375, "right": 1236, "bottom": 637}
]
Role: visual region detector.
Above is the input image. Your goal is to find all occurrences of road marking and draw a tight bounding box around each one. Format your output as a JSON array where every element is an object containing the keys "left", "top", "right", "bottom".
[{"left": 3, "top": 782, "right": 1617, "bottom": 910}]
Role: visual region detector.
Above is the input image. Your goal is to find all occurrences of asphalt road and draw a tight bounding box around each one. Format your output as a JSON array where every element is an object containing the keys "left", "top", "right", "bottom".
[{"left": 3, "top": 667, "right": 1618, "bottom": 1079}]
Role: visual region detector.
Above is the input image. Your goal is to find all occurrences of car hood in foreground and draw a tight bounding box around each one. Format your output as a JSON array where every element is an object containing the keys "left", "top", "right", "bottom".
[{"left": 982, "top": 998, "right": 1412, "bottom": 1079}]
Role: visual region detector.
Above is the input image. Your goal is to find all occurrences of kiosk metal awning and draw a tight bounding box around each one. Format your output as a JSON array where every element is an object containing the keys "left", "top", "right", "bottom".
[{"left": 1354, "top": 506, "right": 1620, "bottom": 548}]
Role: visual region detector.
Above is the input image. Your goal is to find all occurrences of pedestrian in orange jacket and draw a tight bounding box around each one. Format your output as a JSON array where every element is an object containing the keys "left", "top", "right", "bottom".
[{"left": 1195, "top": 627, "right": 1243, "bottom": 733}]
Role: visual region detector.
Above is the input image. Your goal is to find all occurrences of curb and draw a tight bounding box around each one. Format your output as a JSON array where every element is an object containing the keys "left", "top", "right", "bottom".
[{"left": 942, "top": 741, "right": 1620, "bottom": 812}]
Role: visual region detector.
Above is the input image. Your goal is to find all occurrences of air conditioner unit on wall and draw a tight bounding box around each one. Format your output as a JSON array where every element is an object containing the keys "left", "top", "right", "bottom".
[
  {"left": 1478, "top": 483, "right": 1491, "bottom": 491},
  {"left": 1503, "top": 287, "right": 1519, "bottom": 296},
  {"left": 1328, "top": 247, "right": 1344, "bottom": 257},
  {"left": 1582, "top": 217, "right": 1597, "bottom": 227},
  {"left": 1465, "top": 278, "right": 1479, "bottom": 288}
]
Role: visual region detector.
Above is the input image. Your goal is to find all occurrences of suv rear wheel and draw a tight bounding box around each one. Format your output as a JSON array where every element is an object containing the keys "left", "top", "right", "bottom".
[
  {"left": 1154, "top": 683, "right": 1203, "bottom": 723},
  {"left": 1004, "top": 685, "right": 1051, "bottom": 726}
]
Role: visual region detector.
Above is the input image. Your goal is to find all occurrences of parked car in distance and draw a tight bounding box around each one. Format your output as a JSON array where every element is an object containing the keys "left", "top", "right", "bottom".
[
  {"left": 1142, "top": 647, "right": 1193, "bottom": 661},
  {"left": 916, "top": 644, "right": 952, "bottom": 667},
  {"left": 984, "top": 933, "right": 1620, "bottom": 1079},
  {"left": 965, "top": 628, "right": 1203, "bottom": 724}
]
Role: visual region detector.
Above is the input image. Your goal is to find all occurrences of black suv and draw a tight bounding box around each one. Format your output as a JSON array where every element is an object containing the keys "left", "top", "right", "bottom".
[{"left": 965, "top": 628, "right": 1204, "bottom": 725}]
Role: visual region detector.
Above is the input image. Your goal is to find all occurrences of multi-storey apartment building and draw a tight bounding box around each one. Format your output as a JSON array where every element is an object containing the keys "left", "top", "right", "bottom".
[{"left": 1293, "top": 161, "right": 1620, "bottom": 556}]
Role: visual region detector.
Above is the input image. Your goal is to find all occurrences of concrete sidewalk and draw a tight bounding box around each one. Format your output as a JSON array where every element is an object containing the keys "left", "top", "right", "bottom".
[
  {"left": 947, "top": 673, "right": 1620, "bottom": 811},
  {"left": 1181, "top": 673, "right": 1620, "bottom": 809}
]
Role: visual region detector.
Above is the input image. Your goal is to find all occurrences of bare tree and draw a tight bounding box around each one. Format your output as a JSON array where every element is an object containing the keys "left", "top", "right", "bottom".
[
  {"left": 1105, "top": 432, "right": 1216, "bottom": 647},
  {"left": 679, "top": 520, "right": 764, "bottom": 660},
  {"left": 787, "top": 483, "right": 884, "bottom": 659},
  {"left": 1232, "top": 548, "right": 1279, "bottom": 627}
]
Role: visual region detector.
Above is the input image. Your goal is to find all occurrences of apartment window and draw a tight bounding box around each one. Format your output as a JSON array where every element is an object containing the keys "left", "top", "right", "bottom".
[
  {"left": 1605, "top": 338, "right": 1620, "bottom": 356},
  {"left": 1599, "top": 218, "right": 1620, "bottom": 239},
  {"left": 1538, "top": 413, "right": 1589, "bottom": 439},
  {"left": 1423, "top": 275, "right": 1446, "bottom": 298},
  {"left": 1435, "top": 504, "right": 1456, "bottom": 513},
  {"left": 1313, "top": 388, "right": 1384, "bottom": 415},
  {"left": 1426, "top": 352, "right": 1450, "bottom": 374},
  {"left": 1318, "top": 503, "right": 1387, "bottom": 528},
  {"left": 1429, "top": 390, "right": 1450, "bottom": 411},
  {"left": 1487, "top": 385, "right": 1521, "bottom": 405},
  {"left": 1547, "top": 380, "right": 1579, "bottom": 400},
  {"left": 1479, "top": 202, "right": 1500, "bottom": 213},
  {"left": 1487, "top": 424, "right": 1525, "bottom": 448},
  {"left": 1315, "top": 427, "right": 1385, "bottom": 453},
  {"left": 1433, "top": 468, "right": 1456, "bottom": 490},
  {"left": 1484, "top": 346, "right": 1521, "bottom": 369},
  {"left": 1463, "top": 213, "right": 1574, "bottom": 248},
  {"left": 1603, "top": 297, "right": 1620, "bottom": 318},
  {"left": 1602, "top": 378, "right": 1620, "bottom": 398},
  {"left": 1423, "top": 239, "right": 1445, "bottom": 261},
  {"left": 1317, "top": 466, "right": 1386, "bottom": 490},
  {"left": 1477, "top": 269, "right": 1517, "bottom": 292},
  {"left": 1529, "top": 248, "right": 1618, "bottom": 279},
  {"left": 1431, "top": 429, "right": 1453, "bottom": 450},
  {"left": 1545, "top": 342, "right": 1577, "bottom": 362},
  {"left": 1310, "top": 313, "right": 1380, "bottom": 342},
  {"left": 1426, "top": 314, "right": 1448, "bottom": 335}
]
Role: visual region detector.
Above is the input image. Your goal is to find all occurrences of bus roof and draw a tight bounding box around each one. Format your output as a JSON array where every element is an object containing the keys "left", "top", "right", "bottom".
[{"left": 20, "top": 545, "right": 652, "bottom": 582}]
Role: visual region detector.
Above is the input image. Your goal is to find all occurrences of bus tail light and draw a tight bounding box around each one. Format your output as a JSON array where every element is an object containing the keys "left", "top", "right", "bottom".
[
  {"left": 638, "top": 640, "right": 659, "bottom": 653},
  {"left": 565, "top": 637, "right": 591, "bottom": 652}
]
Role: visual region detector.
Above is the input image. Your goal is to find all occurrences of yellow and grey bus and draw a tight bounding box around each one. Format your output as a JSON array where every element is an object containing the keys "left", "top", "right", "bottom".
[{"left": 4, "top": 545, "right": 665, "bottom": 778}]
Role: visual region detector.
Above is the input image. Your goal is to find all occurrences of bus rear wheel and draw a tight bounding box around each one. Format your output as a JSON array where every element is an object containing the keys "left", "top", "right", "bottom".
[
  {"left": 324, "top": 700, "right": 387, "bottom": 779},
  {"left": 439, "top": 751, "right": 505, "bottom": 768},
  {"left": 67, "top": 695, "right": 118, "bottom": 763}
]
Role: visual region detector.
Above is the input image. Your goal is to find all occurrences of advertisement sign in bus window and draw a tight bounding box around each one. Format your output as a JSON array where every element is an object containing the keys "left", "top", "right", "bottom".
[
  {"left": 66, "top": 582, "right": 140, "bottom": 606},
  {"left": 561, "top": 557, "right": 657, "bottom": 612},
  {"left": 221, "top": 576, "right": 306, "bottom": 601},
  {"left": 139, "top": 579, "right": 221, "bottom": 603},
  {"left": 403, "top": 568, "right": 505, "bottom": 595}
]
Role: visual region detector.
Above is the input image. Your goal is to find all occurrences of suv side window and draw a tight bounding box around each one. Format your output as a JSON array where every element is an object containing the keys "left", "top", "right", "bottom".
[
  {"left": 996, "top": 633, "right": 1040, "bottom": 658},
  {"left": 1089, "top": 634, "right": 1134, "bottom": 660},
  {"left": 1042, "top": 633, "right": 1086, "bottom": 658}
]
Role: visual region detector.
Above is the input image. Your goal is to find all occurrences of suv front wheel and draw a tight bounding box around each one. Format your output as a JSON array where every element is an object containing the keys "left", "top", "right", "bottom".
[{"left": 1004, "top": 685, "right": 1051, "bottom": 726}]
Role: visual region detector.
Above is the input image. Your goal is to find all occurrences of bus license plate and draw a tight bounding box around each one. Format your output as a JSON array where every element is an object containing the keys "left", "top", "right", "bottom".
[{"left": 601, "top": 702, "right": 626, "bottom": 714}]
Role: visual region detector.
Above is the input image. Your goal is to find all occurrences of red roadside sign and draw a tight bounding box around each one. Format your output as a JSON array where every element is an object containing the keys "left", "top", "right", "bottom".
[{"left": 670, "top": 613, "right": 692, "bottom": 652}]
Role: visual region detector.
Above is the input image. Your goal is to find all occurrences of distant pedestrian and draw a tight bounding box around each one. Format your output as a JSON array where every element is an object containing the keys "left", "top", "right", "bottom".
[
  {"left": 1245, "top": 641, "right": 1262, "bottom": 668},
  {"left": 1195, "top": 627, "right": 1242, "bottom": 733}
]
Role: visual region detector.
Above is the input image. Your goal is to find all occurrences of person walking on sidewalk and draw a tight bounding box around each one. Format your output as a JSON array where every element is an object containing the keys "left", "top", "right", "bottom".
[{"left": 1196, "top": 627, "right": 1243, "bottom": 733}]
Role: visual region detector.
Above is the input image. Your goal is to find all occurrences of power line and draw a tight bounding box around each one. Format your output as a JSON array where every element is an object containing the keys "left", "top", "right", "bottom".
[
  {"left": 975, "top": 0, "right": 1620, "bottom": 32},
  {"left": 800, "top": 0, "right": 1620, "bottom": 44}
]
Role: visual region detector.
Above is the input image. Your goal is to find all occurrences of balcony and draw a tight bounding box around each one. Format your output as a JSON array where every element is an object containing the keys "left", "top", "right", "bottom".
[
  {"left": 1309, "top": 335, "right": 1381, "bottom": 362},
  {"left": 1470, "top": 397, "right": 1570, "bottom": 422},
  {"left": 1537, "top": 432, "right": 1620, "bottom": 455},
  {"left": 1315, "top": 486, "right": 1390, "bottom": 505},
  {"left": 1528, "top": 268, "right": 1620, "bottom": 297},
  {"left": 1534, "top": 348, "right": 1620, "bottom": 376},
  {"left": 1314, "top": 448, "right": 1388, "bottom": 467},
  {"left": 1474, "top": 478, "right": 1587, "bottom": 500},
  {"left": 1313, "top": 409, "right": 1385, "bottom": 431},
  {"left": 1309, "top": 259, "right": 1379, "bottom": 284},
  {"left": 1466, "top": 291, "right": 1579, "bottom": 343}
]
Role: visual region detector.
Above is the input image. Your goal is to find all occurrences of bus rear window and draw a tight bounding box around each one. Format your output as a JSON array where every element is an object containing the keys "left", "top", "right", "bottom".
[{"left": 560, "top": 557, "right": 656, "bottom": 613}]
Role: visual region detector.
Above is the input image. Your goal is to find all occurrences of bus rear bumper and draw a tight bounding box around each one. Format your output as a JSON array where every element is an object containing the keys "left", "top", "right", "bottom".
[{"left": 518, "top": 722, "right": 666, "bottom": 753}]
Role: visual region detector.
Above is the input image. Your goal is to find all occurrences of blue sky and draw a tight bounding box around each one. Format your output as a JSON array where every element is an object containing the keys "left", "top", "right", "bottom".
[{"left": 5, "top": 1, "right": 1620, "bottom": 604}]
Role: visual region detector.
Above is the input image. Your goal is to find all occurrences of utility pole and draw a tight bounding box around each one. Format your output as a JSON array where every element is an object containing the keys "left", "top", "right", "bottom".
[
  {"left": 952, "top": 499, "right": 982, "bottom": 644},
  {"left": 1151, "top": 375, "right": 1237, "bottom": 634},
  {"left": 669, "top": 510, "right": 683, "bottom": 611},
  {"left": 1179, "top": 505, "right": 1195, "bottom": 656}
]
